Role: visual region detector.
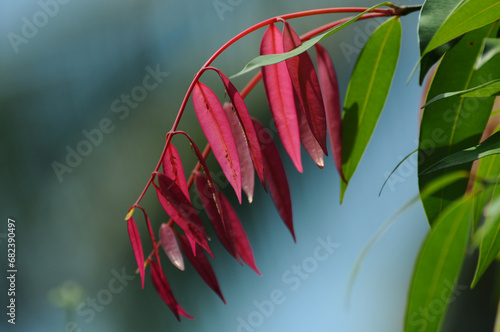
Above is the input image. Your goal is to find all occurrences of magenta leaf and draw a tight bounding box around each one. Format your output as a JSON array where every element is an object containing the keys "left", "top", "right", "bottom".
[
  {"left": 252, "top": 119, "right": 295, "bottom": 242},
  {"left": 127, "top": 217, "right": 145, "bottom": 289},
  {"left": 283, "top": 21, "right": 328, "bottom": 155},
  {"left": 159, "top": 223, "right": 185, "bottom": 271},
  {"left": 177, "top": 234, "right": 227, "bottom": 304},
  {"left": 315, "top": 43, "right": 346, "bottom": 182},
  {"left": 260, "top": 23, "right": 303, "bottom": 173},
  {"left": 192, "top": 81, "right": 242, "bottom": 203},
  {"left": 150, "top": 260, "right": 193, "bottom": 321},
  {"left": 162, "top": 143, "right": 191, "bottom": 202},
  {"left": 296, "top": 95, "right": 325, "bottom": 168}
]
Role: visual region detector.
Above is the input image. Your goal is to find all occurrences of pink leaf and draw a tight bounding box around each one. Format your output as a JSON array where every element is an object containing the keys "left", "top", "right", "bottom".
[
  {"left": 192, "top": 82, "right": 242, "bottom": 203},
  {"left": 296, "top": 94, "right": 325, "bottom": 168},
  {"left": 127, "top": 217, "right": 145, "bottom": 289},
  {"left": 283, "top": 21, "right": 328, "bottom": 156},
  {"left": 252, "top": 119, "right": 295, "bottom": 242},
  {"left": 159, "top": 223, "right": 185, "bottom": 271},
  {"left": 210, "top": 68, "right": 265, "bottom": 189},
  {"left": 162, "top": 143, "right": 191, "bottom": 202},
  {"left": 260, "top": 23, "right": 303, "bottom": 173},
  {"left": 223, "top": 102, "right": 256, "bottom": 203},
  {"left": 177, "top": 234, "right": 227, "bottom": 304},
  {"left": 150, "top": 260, "right": 193, "bottom": 321},
  {"left": 154, "top": 173, "right": 212, "bottom": 258},
  {"left": 219, "top": 193, "right": 261, "bottom": 275},
  {"left": 315, "top": 43, "right": 346, "bottom": 182}
]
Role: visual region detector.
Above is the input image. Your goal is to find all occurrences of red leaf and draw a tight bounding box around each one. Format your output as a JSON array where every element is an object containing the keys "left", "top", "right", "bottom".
[
  {"left": 192, "top": 82, "right": 242, "bottom": 203},
  {"left": 296, "top": 95, "right": 325, "bottom": 168},
  {"left": 315, "top": 43, "right": 346, "bottom": 182},
  {"left": 159, "top": 223, "right": 185, "bottom": 271},
  {"left": 127, "top": 217, "right": 145, "bottom": 289},
  {"left": 210, "top": 68, "right": 265, "bottom": 189},
  {"left": 252, "top": 119, "right": 295, "bottom": 242},
  {"left": 194, "top": 171, "right": 238, "bottom": 260},
  {"left": 223, "top": 102, "right": 256, "bottom": 203},
  {"left": 162, "top": 143, "right": 190, "bottom": 202},
  {"left": 260, "top": 23, "right": 303, "bottom": 173},
  {"left": 154, "top": 173, "right": 212, "bottom": 258},
  {"left": 219, "top": 193, "right": 261, "bottom": 275},
  {"left": 283, "top": 21, "right": 328, "bottom": 156},
  {"left": 177, "top": 234, "right": 227, "bottom": 304},
  {"left": 150, "top": 260, "right": 193, "bottom": 321}
]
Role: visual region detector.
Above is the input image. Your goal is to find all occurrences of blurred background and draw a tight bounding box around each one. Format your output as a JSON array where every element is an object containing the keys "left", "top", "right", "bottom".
[{"left": 0, "top": 0, "right": 495, "bottom": 331}]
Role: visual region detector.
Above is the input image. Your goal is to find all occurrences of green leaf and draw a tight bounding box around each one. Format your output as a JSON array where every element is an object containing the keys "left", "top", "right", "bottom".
[
  {"left": 417, "top": 0, "right": 464, "bottom": 84},
  {"left": 421, "top": 131, "right": 500, "bottom": 175},
  {"left": 423, "top": 0, "right": 500, "bottom": 57},
  {"left": 422, "top": 79, "right": 500, "bottom": 107},
  {"left": 418, "top": 23, "right": 499, "bottom": 224},
  {"left": 472, "top": 197, "right": 500, "bottom": 288},
  {"left": 476, "top": 37, "right": 500, "bottom": 69},
  {"left": 231, "top": 2, "right": 390, "bottom": 78},
  {"left": 340, "top": 17, "right": 401, "bottom": 202},
  {"left": 405, "top": 197, "right": 472, "bottom": 332}
]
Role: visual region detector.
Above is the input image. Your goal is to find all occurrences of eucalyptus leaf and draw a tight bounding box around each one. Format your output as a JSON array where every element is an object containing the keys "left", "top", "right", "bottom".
[
  {"left": 422, "top": 79, "right": 500, "bottom": 107},
  {"left": 476, "top": 37, "right": 500, "bottom": 69}
]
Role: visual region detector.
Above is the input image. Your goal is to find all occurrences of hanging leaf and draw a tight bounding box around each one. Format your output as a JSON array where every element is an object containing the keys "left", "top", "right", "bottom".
[
  {"left": 162, "top": 142, "right": 190, "bottom": 202},
  {"left": 150, "top": 260, "right": 193, "bottom": 321},
  {"left": 315, "top": 43, "right": 345, "bottom": 181},
  {"left": 210, "top": 69, "right": 265, "bottom": 188},
  {"left": 127, "top": 217, "right": 145, "bottom": 289},
  {"left": 260, "top": 23, "right": 303, "bottom": 173},
  {"left": 341, "top": 17, "right": 401, "bottom": 202},
  {"left": 159, "top": 223, "right": 185, "bottom": 271},
  {"left": 253, "top": 119, "right": 295, "bottom": 241},
  {"left": 422, "top": 79, "right": 500, "bottom": 107},
  {"left": 296, "top": 99, "right": 325, "bottom": 168},
  {"left": 405, "top": 197, "right": 472, "bottom": 332},
  {"left": 283, "top": 21, "right": 328, "bottom": 155},
  {"left": 223, "top": 102, "right": 256, "bottom": 203},
  {"left": 193, "top": 81, "right": 242, "bottom": 203}
]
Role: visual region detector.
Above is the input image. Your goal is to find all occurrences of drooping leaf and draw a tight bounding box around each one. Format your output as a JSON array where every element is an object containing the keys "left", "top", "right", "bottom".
[
  {"left": 159, "top": 223, "right": 185, "bottom": 271},
  {"left": 315, "top": 43, "right": 345, "bottom": 181},
  {"left": 472, "top": 197, "right": 500, "bottom": 288},
  {"left": 193, "top": 81, "right": 242, "bottom": 203},
  {"left": 162, "top": 142, "right": 190, "bottom": 202},
  {"left": 283, "top": 21, "right": 328, "bottom": 155},
  {"left": 154, "top": 173, "right": 212, "bottom": 257},
  {"left": 423, "top": 0, "right": 500, "bottom": 57},
  {"left": 232, "top": 2, "right": 392, "bottom": 78},
  {"left": 223, "top": 102, "right": 256, "bottom": 203},
  {"left": 476, "top": 37, "right": 500, "bottom": 69},
  {"left": 211, "top": 69, "right": 265, "bottom": 188},
  {"left": 417, "top": 0, "right": 463, "bottom": 84},
  {"left": 422, "top": 79, "right": 500, "bottom": 107},
  {"left": 405, "top": 197, "right": 472, "bottom": 332},
  {"left": 177, "top": 234, "right": 226, "bottom": 304},
  {"left": 418, "top": 23, "right": 500, "bottom": 224},
  {"left": 150, "top": 260, "right": 193, "bottom": 321},
  {"left": 127, "top": 217, "right": 145, "bottom": 289},
  {"left": 340, "top": 17, "right": 401, "bottom": 202},
  {"left": 260, "top": 23, "right": 303, "bottom": 173},
  {"left": 253, "top": 119, "right": 295, "bottom": 241},
  {"left": 296, "top": 99, "right": 325, "bottom": 168},
  {"left": 219, "top": 193, "right": 261, "bottom": 275}
]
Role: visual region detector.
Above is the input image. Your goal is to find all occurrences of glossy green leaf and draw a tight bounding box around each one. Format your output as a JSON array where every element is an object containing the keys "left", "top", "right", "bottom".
[
  {"left": 417, "top": 0, "right": 463, "bottom": 84},
  {"left": 418, "top": 23, "right": 500, "bottom": 224},
  {"left": 231, "top": 3, "right": 390, "bottom": 78},
  {"left": 476, "top": 38, "right": 500, "bottom": 69},
  {"left": 340, "top": 17, "right": 401, "bottom": 202},
  {"left": 423, "top": 79, "right": 500, "bottom": 107},
  {"left": 423, "top": 0, "right": 500, "bottom": 57},
  {"left": 405, "top": 197, "right": 472, "bottom": 332}
]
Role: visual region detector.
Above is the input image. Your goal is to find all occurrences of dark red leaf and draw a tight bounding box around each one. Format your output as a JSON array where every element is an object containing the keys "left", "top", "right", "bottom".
[
  {"left": 127, "top": 217, "right": 145, "bottom": 289},
  {"left": 252, "top": 119, "right": 295, "bottom": 242},
  {"left": 192, "top": 81, "right": 242, "bottom": 203},
  {"left": 295, "top": 94, "right": 325, "bottom": 168},
  {"left": 150, "top": 260, "right": 193, "bottom": 321},
  {"left": 315, "top": 43, "right": 346, "bottom": 182},
  {"left": 283, "top": 21, "right": 328, "bottom": 155},
  {"left": 260, "top": 23, "right": 303, "bottom": 173},
  {"left": 162, "top": 143, "right": 190, "bottom": 202},
  {"left": 159, "top": 223, "right": 185, "bottom": 271},
  {"left": 177, "top": 234, "right": 226, "bottom": 304}
]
